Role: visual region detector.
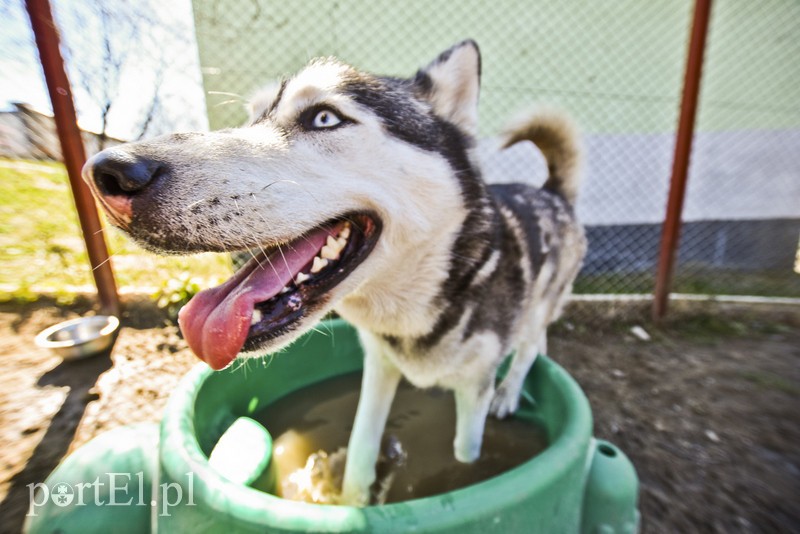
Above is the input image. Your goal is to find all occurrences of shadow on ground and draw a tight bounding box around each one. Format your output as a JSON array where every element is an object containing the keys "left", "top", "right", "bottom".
[{"left": 0, "top": 347, "right": 113, "bottom": 534}]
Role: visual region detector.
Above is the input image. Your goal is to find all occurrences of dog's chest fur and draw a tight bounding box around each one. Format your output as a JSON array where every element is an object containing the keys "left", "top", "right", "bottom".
[{"left": 346, "top": 180, "right": 585, "bottom": 390}]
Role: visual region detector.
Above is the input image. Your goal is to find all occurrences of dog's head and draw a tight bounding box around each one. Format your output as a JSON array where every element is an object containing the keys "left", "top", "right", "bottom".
[{"left": 83, "top": 40, "right": 484, "bottom": 370}]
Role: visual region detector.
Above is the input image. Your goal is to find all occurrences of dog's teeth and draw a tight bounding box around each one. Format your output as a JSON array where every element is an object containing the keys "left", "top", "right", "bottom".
[
  {"left": 280, "top": 286, "right": 291, "bottom": 294},
  {"left": 327, "top": 235, "right": 344, "bottom": 251},
  {"left": 321, "top": 245, "right": 339, "bottom": 260},
  {"left": 310, "top": 256, "right": 328, "bottom": 274},
  {"left": 294, "top": 272, "right": 310, "bottom": 284},
  {"left": 251, "top": 309, "right": 262, "bottom": 325},
  {"left": 320, "top": 234, "right": 345, "bottom": 261},
  {"left": 340, "top": 225, "right": 351, "bottom": 240}
]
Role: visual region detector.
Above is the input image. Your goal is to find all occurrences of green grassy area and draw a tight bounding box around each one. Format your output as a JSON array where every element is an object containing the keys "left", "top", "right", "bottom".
[
  {"left": 0, "top": 158, "right": 232, "bottom": 301},
  {"left": 671, "top": 267, "right": 800, "bottom": 297},
  {"left": 575, "top": 268, "right": 800, "bottom": 297},
  {"left": 1, "top": 157, "right": 797, "bottom": 303}
]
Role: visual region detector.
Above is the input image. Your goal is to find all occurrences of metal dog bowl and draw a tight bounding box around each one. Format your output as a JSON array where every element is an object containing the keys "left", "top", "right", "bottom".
[{"left": 34, "top": 315, "right": 119, "bottom": 359}]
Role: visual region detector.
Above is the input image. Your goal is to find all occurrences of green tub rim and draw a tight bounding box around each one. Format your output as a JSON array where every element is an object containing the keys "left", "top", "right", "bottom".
[{"left": 159, "top": 319, "right": 594, "bottom": 531}]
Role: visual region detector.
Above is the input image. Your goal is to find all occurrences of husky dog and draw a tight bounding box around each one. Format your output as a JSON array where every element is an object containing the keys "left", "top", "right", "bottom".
[{"left": 83, "top": 40, "right": 586, "bottom": 505}]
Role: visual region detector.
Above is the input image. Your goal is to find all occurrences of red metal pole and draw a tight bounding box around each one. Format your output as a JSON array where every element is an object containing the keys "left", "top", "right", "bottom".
[
  {"left": 652, "top": 0, "right": 713, "bottom": 321},
  {"left": 26, "top": 0, "right": 120, "bottom": 317}
]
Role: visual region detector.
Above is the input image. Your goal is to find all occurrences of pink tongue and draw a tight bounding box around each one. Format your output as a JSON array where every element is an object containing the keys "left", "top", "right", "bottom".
[{"left": 178, "top": 227, "right": 334, "bottom": 370}]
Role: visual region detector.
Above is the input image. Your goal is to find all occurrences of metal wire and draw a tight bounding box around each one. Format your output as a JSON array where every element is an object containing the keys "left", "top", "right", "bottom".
[{"left": 3, "top": 0, "right": 798, "bottom": 303}]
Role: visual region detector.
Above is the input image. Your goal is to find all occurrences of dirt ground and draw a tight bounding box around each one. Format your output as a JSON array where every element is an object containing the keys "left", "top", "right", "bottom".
[{"left": 1, "top": 296, "right": 798, "bottom": 533}]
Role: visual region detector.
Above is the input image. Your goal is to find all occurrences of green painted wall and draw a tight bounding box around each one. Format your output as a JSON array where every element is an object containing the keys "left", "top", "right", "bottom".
[
  {"left": 696, "top": 1, "right": 799, "bottom": 132},
  {"left": 192, "top": 0, "right": 799, "bottom": 135}
]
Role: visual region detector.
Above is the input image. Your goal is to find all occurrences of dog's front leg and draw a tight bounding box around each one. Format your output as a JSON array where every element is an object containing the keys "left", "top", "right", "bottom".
[
  {"left": 491, "top": 307, "right": 549, "bottom": 419},
  {"left": 341, "top": 348, "right": 401, "bottom": 506},
  {"left": 453, "top": 378, "right": 495, "bottom": 463},
  {"left": 490, "top": 337, "right": 541, "bottom": 419}
]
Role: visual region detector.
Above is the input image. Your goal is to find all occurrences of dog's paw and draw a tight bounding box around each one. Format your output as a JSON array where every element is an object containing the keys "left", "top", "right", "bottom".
[
  {"left": 339, "top": 485, "right": 371, "bottom": 507},
  {"left": 454, "top": 442, "right": 481, "bottom": 463},
  {"left": 490, "top": 384, "right": 520, "bottom": 419},
  {"left": 340, "top": 470, "right": 373, "bottom": 507}
]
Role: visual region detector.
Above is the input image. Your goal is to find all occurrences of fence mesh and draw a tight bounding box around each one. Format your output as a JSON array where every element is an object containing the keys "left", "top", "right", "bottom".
[
  {"left": 676, "top": 1, "right": 800, "bottom": 297},
  {"left": 2, "top": 0, "right": 798, "bottom": 306}
]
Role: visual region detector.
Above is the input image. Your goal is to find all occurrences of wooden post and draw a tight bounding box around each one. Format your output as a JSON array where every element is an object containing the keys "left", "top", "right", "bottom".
[
  {"left": 653, "top": 0, "right": 713, "bottom": 321},
  {"left": 26, "top": 0, "right": 120, "bottom": 316}
]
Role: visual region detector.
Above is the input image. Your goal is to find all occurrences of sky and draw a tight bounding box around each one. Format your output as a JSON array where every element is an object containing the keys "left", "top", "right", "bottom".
[
  {"left": 1, "top": 1, "right": 50, "bottom": 113},
  {"left": 0, "top": 0, "right": 207, "bottom": 140}
]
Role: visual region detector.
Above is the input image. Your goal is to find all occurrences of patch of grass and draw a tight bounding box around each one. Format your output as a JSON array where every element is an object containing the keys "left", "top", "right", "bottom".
[
  {"left": 552, "top": 298, "right": 799, "bottom": 345},
  {"left": 0, "top": 158, "right": 232, "bottom": 299},
  {"left": 672, "top": 266, "right": 800, "bottom": 298},
  {"left": 153, "top": 273, "right": 206, "bottom": 322},
  {"left": 573, "top": 271, "right": 655, "bottom": 294},
  {"left": 575, "top": 268, "right": 800, "bottom": 297},
  {"left": 665, "top": 312, "right": 750, "bottom": 342},
  {"left": 656, "top": 304, "right": 799, "bottom": 344},
  {"left": 740, "top": 371, "right": 800, "bottom": 396}
]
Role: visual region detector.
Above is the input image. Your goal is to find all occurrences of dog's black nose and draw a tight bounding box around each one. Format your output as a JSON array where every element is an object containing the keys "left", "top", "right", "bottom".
[{"left": 88, "top": 150, "right": 162, "bottom": 196}]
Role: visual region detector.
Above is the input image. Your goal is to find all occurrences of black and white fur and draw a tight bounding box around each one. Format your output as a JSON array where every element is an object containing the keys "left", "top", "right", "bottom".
[{"left": 83, "top": 40, "right": 586, "bottom": 505}]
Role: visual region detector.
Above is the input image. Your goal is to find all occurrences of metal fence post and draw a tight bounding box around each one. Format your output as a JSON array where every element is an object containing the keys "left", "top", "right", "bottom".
[
  {"left": 25, "top": 0, "right": 120, "bottom": 316},
  {"left": 653, "top": 0, "right": 713, "bottom": 321}
]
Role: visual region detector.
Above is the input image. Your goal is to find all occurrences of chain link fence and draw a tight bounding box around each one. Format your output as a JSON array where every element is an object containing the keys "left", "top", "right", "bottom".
[
  {"left": 2, "top": 0, "right": 798, "bottom": 304},
  {"left": 675, "top": 1, "right": 800, "bottom": 298}
]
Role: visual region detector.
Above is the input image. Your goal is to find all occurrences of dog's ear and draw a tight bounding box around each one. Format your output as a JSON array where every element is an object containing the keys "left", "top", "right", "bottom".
[
  {"left": 414, "top": 40, "right": 481, "bottom": 136},
  {"left": 247, "top": 81, "right": 283, "bottom": 122}
]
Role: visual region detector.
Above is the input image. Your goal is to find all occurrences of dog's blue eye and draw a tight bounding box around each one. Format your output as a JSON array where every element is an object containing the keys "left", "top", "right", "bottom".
[{"left": 310, "top": 109, "right": 342, "bottom": 129}]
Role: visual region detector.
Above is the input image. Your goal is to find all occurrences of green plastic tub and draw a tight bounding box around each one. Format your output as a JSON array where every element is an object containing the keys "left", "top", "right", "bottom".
[{"left": 25, "top": 319, "right": 639, "bottom": 533}]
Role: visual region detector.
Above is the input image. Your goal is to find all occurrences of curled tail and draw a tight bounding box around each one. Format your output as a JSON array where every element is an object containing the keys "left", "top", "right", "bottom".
[{"left": 501, "top": 108, "right": 583, "bottom": 205}]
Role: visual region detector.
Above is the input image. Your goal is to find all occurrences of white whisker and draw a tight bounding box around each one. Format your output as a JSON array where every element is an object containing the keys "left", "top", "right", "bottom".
[
  {"left": 309, "top": 325, "right": 330, "bottom": 338},
  {"left": 258, "top": 179, "right": 321, "bottom": 206},
  {"left": 276, "top": 243, "right": 292, "bottom": 275},
  {"left": 92, "top": 253, "right": 118, "bottom": 271},
  {"left": 213, "top": 98, "right": 243, "bottom": 108},
  {"left": 207, "top": 91, "right": 245, "bottom": 98}
]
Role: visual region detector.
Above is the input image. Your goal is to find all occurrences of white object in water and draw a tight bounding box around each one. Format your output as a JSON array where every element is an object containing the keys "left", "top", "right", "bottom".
[{"left": 208, "top": 417, "right": 272, "bottom": 485}]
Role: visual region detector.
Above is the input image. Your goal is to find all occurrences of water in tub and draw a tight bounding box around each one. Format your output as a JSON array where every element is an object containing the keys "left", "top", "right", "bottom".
[{"left": 251, "top": 372, "right": 547, "bottom": 504}]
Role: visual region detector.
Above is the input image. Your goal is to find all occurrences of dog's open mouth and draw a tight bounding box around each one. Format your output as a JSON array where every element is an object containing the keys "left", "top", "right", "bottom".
[{"left": 178, "top": 212, "right": 381, "bottom": 370}]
